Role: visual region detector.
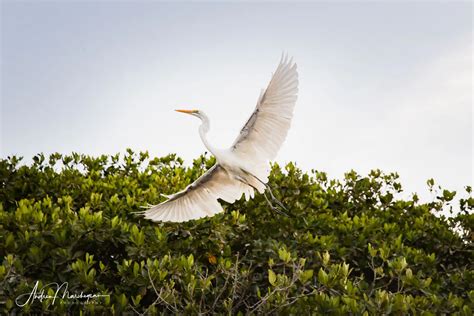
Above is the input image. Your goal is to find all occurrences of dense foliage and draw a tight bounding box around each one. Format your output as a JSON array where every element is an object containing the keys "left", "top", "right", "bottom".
[{"left": 0, "top": 150, "right": 472, "bottom": 315}]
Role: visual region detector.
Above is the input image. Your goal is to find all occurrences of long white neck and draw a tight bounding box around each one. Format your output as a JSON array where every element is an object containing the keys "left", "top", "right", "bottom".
[{"left": 198, "top": 111, "right": 217, "bottom": 157}]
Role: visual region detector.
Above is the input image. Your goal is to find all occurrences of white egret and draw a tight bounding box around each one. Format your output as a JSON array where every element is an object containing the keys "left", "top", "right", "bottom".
[{"left": 140, "top": 55, "right": 298, "bottom": 222}]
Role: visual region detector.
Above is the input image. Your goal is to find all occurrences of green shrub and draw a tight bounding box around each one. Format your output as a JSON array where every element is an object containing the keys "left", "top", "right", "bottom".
[{"left": 0, "top": 151, "right": 472, "bottom": 314}]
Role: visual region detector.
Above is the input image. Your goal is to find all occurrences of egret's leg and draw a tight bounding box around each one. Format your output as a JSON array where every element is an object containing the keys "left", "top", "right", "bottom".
[
  {"left": 236, "top": 175, "right": 289, "bottom": 217},
  {"left": 241, "top": 171, "right": 291, "bottom": 215},
  {"left": 263, "top": 183, "right": 288, "bottom": 211},
  {"left": 262, "top": 190, "right": 289, "bottom": 217}
]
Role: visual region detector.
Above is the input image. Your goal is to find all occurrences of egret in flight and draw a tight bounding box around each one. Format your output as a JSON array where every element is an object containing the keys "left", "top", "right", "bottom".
[{"left": 140, "top": 55, "right": 298, "bottom": 222}]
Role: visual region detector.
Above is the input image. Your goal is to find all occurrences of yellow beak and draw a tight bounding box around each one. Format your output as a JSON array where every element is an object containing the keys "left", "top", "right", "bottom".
[{"left": 175, "top": 109, "right": 198, "bottom": 114}]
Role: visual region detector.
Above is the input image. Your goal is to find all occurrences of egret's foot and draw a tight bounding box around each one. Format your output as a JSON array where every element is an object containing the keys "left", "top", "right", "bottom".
[{"left": 271, "top": 205, "right": 290, "bottom": 217}]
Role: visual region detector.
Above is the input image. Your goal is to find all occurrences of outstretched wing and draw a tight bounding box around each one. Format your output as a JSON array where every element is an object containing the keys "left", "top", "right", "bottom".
[
  {"left": 141, "top": 164, "right": 253, "bottom": 222},
  {"left": 231, "top": 55, "right": 298, "bottom": 179}
]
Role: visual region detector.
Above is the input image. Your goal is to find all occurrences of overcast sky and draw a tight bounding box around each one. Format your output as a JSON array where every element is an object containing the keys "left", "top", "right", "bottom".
[{"left": 1, "top": 1, "right": 472, "bottom": 203}]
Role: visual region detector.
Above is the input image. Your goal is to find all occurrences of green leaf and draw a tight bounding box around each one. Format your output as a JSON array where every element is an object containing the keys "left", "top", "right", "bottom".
[
  {"left": 300, "top": 269, "right": 314, "bottom": 283},
  {"left": 278, "top": 247, "right": 291, "bottom": 263},
  {"left": 268, "top": 269, "right": 277, "bottom": 286},
  {"left": 187, "top": 254, "right": 194, "bottom": 267},
  {"left": 442, "top": 189, "right": 456, "bottom": 202},
  {"left": 322, "top": 251, "right": 330, "bottom": 265},
  {"left": 318, "top": 268, "right": 328, "bottom": 285},
  {"left": 131, "top": 294, "right": 142, "bottom": 306}
]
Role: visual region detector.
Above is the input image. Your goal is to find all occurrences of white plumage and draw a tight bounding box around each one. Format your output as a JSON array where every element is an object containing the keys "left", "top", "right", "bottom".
[{"left": 140, "top": 55, "right": 298, "bottom": 222}]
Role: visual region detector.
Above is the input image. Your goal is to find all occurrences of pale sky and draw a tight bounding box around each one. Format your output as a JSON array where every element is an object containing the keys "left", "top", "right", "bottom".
[{"left": 1, "top": 1, "right": 472, "bottom": 203}]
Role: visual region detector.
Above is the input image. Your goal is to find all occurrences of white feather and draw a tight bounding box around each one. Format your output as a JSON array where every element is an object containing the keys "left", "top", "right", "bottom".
[{"left": 141, "top": 55, "right": 298, "bottom": 223}]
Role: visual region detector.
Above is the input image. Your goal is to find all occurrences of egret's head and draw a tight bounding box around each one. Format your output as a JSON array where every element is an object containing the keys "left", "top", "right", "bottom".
[{"left": 175, "top": 109, "right": 200, "bottom": 118}]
